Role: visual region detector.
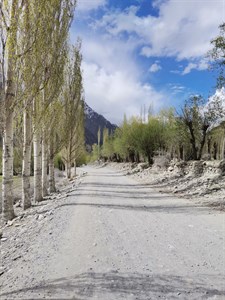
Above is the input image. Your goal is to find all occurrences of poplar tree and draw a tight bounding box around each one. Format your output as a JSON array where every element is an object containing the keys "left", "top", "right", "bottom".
[
  {"left": 0, "top": 0, "right": 21, "bottom": 220},
  {"left": 1, "top": 0, "right": 77, "bottom": 220},
  {"left": 61, "top": 42, "right": 84, "bottom": 179},
  {"left": 19, "top": 0, "right": 76, "bottom": 205}
]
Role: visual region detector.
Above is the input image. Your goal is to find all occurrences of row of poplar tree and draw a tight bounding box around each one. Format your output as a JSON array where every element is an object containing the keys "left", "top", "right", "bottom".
[{"left": 0, "top": 1, "right": 84, "bottom": 221}]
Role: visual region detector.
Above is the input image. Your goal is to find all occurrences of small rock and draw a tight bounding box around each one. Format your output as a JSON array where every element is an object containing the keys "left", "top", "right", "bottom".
[
  {"left": 38, "top": 214, "right": 44, "bottom": 221},
  {"left": 0, "top": 230, "right": 3, "bottom": 239},
  {"left": 7, "top": 220, "right": 13, "bottom": 226},
  {"left": 1, "top": 237, "right": 8, "bottom": 242}
]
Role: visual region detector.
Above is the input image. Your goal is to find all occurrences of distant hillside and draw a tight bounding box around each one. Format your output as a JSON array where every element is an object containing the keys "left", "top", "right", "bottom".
[{"left": 84, "top": 103, "right": 117, "bottom": 148}]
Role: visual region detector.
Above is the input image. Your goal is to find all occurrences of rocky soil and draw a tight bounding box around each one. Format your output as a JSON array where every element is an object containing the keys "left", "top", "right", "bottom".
[
  {"left": 0, "top": 170, "right": 86, "bottom": 281},
  {"left": 109, "top": 159, "right": 225, "bottom": 210}
]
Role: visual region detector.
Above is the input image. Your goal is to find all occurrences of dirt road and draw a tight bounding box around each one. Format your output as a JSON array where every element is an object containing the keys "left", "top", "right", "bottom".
[{"left": 1, "top": 166, "right": 225, "bottom": 299}]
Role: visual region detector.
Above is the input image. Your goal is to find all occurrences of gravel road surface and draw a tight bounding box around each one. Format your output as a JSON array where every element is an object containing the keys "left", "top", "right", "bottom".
[{"left": 1, "top": 166, "right": 225, "bottom": 299}]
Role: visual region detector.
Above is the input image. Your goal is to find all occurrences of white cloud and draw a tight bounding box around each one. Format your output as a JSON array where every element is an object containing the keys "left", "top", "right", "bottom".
[
  {"left": 182, "top": 59, "right": 209, "bottom": 75},
  {"left": 71, "top": 0, "right": 223, "bottom": 123},
  {"left": 182, "top": 63, "right": 198, "bottom": 75},
  {"left": 76, "top": 0, "right": 107, "bottom": 12},
  {"left": 82, "top": 61, "right": 165, "bottom": 124},
  {"left": 169, "top": 84, "right": 186, "bottom": 95},
  {"left": 94, "top": 0, "right": 224, "bottom": 60},
  {"left": 170, "top": 70, "right": 180, "bottom": 74},
  {"left": 149, "top": 62, "right": 161, "bottom": 73},
  {"left": 70, "top": 32, "right": 166, "bottom": 124},
  {"left": 80, "top": 34, "right": 138, "bottom": 75}
]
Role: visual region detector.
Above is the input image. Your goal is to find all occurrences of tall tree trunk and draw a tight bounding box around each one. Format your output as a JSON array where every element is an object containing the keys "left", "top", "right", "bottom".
[
  {"left": 66, "top": 161, "right": 71, "bottom": 179},
  {"left": 42, "top": 131, "right": 48, "bottom": 197},
  {"left": 22, "top": 109, "right": 32, "bottom": 209},
  {"left": 22, "top": 0, "right": 32, "bottom": 210},
  {"left": 33, "top": 130, "right": 42, "bottom": 202},
  {"left": 147, "top": 153, "right": 153, "bottom": 165},
  {"left": 197, "top": 125, "right": 209, "bottom": 160},
  {"left": 2, "top": 106, "right": 15, "bottom": 221},
  {"left": 213, "top": 142, "right": 218, "bottom": 160},
  {"left": 74, "top": 159, "right": 77, "bottom": 177},
  {"left": 49, "top": 141, "right": 56, "bottom": 193},
  {"left": 221, "top": 127, "right": 225, "bottom": 160},
  {"left": 187, "top": 121, "right": 198, "bottom": 160},
  {"left": 207, "top": 137, "right": 212, "bottom": 159},
  {"left": 2, "top": 0, "right": 19, "bottom": 221},
  {"left": 179, "top": 145, "right": 184, "bottom": 160}
]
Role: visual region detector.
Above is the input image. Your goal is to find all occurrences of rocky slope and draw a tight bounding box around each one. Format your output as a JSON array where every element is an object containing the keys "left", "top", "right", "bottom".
[
  {"left": 84, "top": 103, "right": 117, "bottom": 148},
  {"left": 109, "top": 159, "right": 225, "bottom": 210}
]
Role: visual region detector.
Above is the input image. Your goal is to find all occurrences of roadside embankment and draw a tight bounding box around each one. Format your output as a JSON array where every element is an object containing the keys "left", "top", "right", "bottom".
[{"left": 109, "top": 159, "right": 225, "bottom": 210}]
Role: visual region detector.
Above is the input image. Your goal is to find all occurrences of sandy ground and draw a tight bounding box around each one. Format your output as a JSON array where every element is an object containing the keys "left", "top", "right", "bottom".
[{"left": 0, "top": 165, "right": 225, "bottom": 299}]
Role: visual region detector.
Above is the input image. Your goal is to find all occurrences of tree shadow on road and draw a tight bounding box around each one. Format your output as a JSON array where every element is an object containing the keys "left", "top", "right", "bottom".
[
  {"left": 71, "top": 188, "right": 174, "bottom": 199},
  {"left": 1, "top": 271, "right": 224, "bottom": 300},
  {"left": 81, "top": 182, "right": 151, "bottom": 189},
  {"left": 56, "top": 200, "right": 211, "bottom": 215}
]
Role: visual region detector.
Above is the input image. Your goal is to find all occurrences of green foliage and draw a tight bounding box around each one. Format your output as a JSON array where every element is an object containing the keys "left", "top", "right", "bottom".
[
  {"left": 113, "top": 123, "right": 130, "bottom": 160},
  {"left": 96, "top": 102, "right": 225, "bottom": 164},
  {"left": 91, "top": 144, "right": 100, "bottom": 162},
  {"left": 179, "top": 94, "right": 225, "bottom": 160},
  {"left": 209, "top": 23, "right": 225, "bottom": 88},
  {"left": 101, "top": 128, "right": 114, "bottom": 160},
  {"left": 76, "top": 151, "right": 89, "bottom": 166},
  {"left": 60, "top": 41, "right": 85, "bottom": 177},
  {"left": 54, "top": 153, "right": 65, "bottom": 170},
  {"left": 136, "top": 117, "right": 166, "bottom": 164},
  {"left": 99, "top": 115, "right": 168, "bottom": 164},
  {"left": 13, "top": 148, "right": 22, "bottom": 175}
]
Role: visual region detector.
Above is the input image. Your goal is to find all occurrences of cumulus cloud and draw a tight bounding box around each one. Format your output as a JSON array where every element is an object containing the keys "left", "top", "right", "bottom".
[
  {"left": 82, "top": 61, "right": 165, "bottom": 124},
  {"left": 71, "top": 0, "right": 222, "bottom": 123},
  {"left": 149, "top": 62, "right": 162, "bottom": 73},
  {"left": 71, "top": 32, "right": 166, "bottom": 124},
  {"left": 94, "top": 0, "right": 224, "bottom": 60},
  {"left": 80, "top": 35, "right": 138, "bottom": 75}
]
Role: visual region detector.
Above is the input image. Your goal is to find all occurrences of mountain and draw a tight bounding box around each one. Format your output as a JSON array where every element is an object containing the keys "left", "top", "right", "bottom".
[{"left": 84, "top": 102, "right": 117, "bottom": 148}]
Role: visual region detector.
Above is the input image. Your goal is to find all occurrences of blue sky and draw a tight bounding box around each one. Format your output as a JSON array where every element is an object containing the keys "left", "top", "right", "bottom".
[{"left": 70, "top": 0, "right": 225, "bottom": 124}]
